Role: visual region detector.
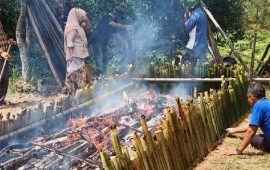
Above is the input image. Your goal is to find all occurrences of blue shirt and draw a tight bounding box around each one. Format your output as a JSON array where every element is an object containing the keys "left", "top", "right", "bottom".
[
  {"left": 249, "top": 97, "right": 270, "bottom": 142},
  {"left": 185, "top": 8, "right": 208, "bottom": 53}
]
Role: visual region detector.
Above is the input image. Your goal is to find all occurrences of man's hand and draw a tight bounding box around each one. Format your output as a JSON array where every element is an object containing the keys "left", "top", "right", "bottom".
[
  {"left": 1, "top": 51, "right": 11, "bottom": 60},
  {"left": 125, "top": 25, "right": 132, "bottom": 32},
  {"left": 8, "top": 38, "right": 16, "bottom": 45},
  {"left": 224, "top": 149, "right": 238, "bottom": 156},
  {"left": 225, "top": 128, "right": 235, "bottom": 135},
  {"left": 184, "top": 7, "right": 190, "bottom": 22}
]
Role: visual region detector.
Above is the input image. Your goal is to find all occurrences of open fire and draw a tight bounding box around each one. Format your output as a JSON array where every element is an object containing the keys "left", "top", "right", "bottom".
[{"left": 0, "top": 91, "right": 181, "bottom": 169}]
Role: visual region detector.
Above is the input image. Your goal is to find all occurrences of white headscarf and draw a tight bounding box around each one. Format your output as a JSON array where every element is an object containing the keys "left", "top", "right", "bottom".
[{"left": 64, "top": 8, "right": 88, "bottom": 60}]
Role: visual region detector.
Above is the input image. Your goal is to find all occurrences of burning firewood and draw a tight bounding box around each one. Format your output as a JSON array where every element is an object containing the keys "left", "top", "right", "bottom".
[
  {"left": 1, "top": 85, "right": 193, "bottom": 169},
  {"left": 31, "top": 142, "right": 99, "bottom": 169}
]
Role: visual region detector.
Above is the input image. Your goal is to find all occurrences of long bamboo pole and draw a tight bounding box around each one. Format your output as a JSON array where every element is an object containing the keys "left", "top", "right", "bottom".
[
  {"left": 129, "top": 78, "right": 270, "bottom": 82},
  {"left": 249, "top": 33, "right": 257, "bottom": 81},
  {"left": 200, "top": 0, "right": 249, "bottom": 72}
]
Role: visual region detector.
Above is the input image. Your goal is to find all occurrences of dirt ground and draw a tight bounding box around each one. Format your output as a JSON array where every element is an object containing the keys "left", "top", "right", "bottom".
[
  {"left": 0, "top": 92, "right": 59, "bottom": 121},
  {"left": 194, "top": 117, "right": 270, "bottom": 170}
]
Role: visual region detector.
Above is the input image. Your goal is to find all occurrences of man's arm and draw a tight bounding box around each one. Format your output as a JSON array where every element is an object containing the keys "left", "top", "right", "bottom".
[
  {"left": 0, "top": 48, "right": 11, "bottom": 60},
  {"left": 225, "top": 125, "right": 258, "bottom": 156},
  {"left": 109, "top": 22, "right": 132, "bottom": 31},
  {"left": 184, "top": 10, "right": 197, "bottom": 33},
  {"left": 226, "top": 125, "right": 249, "bottom": 134},
  {"left": 184, "top": 8, "right": 190, "bottom": 22},
  {"left": 239, "top": 126, "right": 258, "bottom": 151}
]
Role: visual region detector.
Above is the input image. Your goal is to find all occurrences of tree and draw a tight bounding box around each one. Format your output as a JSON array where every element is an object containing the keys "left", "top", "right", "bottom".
[
  {"left": 16, "top": 0, "right": 30, "bottom": 82},
  {"left": 242, "top": 0, "right": 270, "bottom": 29},
  {"left": 0, "top": 0, "right": 20, "bottom": 38},
  {"left": 204, "top": 0, "right": 245, "bottom": 40}
]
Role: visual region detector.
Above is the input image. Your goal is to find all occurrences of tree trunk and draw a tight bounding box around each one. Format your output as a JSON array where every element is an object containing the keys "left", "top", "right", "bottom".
[{"left": 16, "top": 0, "right": 30, "bottom": 82}]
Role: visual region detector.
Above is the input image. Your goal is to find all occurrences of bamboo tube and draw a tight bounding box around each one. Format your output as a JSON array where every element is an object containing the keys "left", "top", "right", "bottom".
[
  {"left": 166, "top": 107, "right": 188, "bottom": 168},
  {"left": 175, "top": 97, "right": 187, "bottom": 122},
  {"left": 133, "top": 132, "right": 150, "bottom": 170},
  {"left": 130, "top": 156, "right": 141, "bottom": 170},
  {"left": 189, "top": 102, "right": 207, "bottom": 157},
  {"left": 209, "top": 89, "right": 222, "bottom": 135},
  {"left": 141, "top": 136, "right": 156, "bottom": 170},
  {"left": 175, "top": 97, "right": 194, "bottom": 164},
  {"left": 204, "top": 91, "right": 218, "bottom": 142},
  {"left": 140, "top": 115, "right": 164, "bottom": 170},
  {"left": 100, "top": 150, "right": 112, "bottom": 170},
  {"left": 182, "top": 102, "right": 201, "bottom": 161},
  {"left": 122, "top": 146, "right": 132, "bottom": 170},
  {"left": 182, "top": 103, "right": 197, "bottom": 158},
  {"left": 155, "top": 140, "right": 168, "bottom": 170},
  {"left": 175, "top": 111, "right": 193, "bottom": 165},
  {"left": 110, "top": 156, "right": 121, "bottom": 170},
  {"left": 110, "top": 125, "right": 123, "bottom": 156},
  {"left": 111, "top": 126, "right": 130, "bottom": 169},
  {"left": 155, "top": 130, "right": 173, "bottom": 170},
  {"left": 140, "top": 115, "right": 156, "bottom": 151},
  {"left": 213, "top": 89, "right": 223, "bottom": 133},
  {"left": 162, "top": 119, "right": 183, "bottom": 170},
  {"left": 229, "top": 81, "right": 239, "bottom": 123},
  {"left": 198, "top": 93, "right": 214, "bottom": 149}
]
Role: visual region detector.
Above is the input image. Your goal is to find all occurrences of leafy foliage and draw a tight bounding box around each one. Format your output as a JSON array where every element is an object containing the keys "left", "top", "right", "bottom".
[
  {"left": 242, "top": 0, "right": 270, "bottom": 29},
  {"left": 204, "top": 0, "right": 245, "bottom": 40},
  {"left": 0, "top": 0, "right": 20, "bottom": 38}
]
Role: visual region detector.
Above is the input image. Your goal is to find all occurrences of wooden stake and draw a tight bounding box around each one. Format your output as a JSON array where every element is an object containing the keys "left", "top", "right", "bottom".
[{"left": 249, "top": 32, "right": 257, "bottom": 81}]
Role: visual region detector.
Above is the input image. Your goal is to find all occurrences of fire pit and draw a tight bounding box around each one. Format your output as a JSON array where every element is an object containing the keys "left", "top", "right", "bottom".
[{"left": 0, "top": 88, "right": 182, "bottom": 169}]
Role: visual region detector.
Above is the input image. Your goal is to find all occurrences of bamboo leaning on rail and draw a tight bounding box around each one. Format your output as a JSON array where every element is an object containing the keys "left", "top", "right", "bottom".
[{"left": 101, "top": 68, "right": 250, "bottom": 170}]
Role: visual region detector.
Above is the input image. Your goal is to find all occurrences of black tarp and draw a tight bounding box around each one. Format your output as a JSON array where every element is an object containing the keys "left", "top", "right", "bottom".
[{"left": 27, "top": 0, "right": 66, "bottom": 86}]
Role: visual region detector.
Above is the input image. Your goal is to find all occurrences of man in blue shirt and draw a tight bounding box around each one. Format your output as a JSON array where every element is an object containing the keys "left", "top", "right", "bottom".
[
  {"left": 225, "top": 82, "right": 270, "bottom": 155},
  {"left": 183, "top": 0, "right": 208, "bottom": 63}
]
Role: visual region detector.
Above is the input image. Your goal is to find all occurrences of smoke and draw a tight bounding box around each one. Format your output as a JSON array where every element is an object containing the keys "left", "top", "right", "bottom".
[
  {"left": 107, "top": 0, "right": 186, "bottom": 75},
  {"left": 132, "top": 19, "right": 159, "bottom": 58},
  {"left": 168, "top": 83, "right": 194, "bottom": 100}
]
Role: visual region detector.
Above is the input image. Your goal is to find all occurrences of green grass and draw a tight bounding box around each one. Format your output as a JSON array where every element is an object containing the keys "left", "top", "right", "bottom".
[
  {"left": 8, "top": 64, "right": 21, "bottom": 94},
  {"left": 218, "top": 28, "right": 270, "bottom": 70}
]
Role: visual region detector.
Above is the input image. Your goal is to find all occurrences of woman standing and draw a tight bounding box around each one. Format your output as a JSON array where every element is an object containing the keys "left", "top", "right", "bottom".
[{"left": 63, "top": 8, "right": 91, "bottom": 94}]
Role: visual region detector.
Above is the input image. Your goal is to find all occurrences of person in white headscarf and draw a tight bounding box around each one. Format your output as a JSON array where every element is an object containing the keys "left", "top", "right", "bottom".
[{"left": 63, "top": 7, "right": 91, "bottom": 95}]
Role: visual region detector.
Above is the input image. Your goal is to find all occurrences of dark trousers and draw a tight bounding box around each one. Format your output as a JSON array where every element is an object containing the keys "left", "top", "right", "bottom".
[
  {"left": 251, "top": 134, "right": 270, "bottom": 152},
  {"left": 93, "top": 42, "right": 108, "bottom": 75},
  {"left": 0, "top": 59, "right": 9, "bottom": 102}
]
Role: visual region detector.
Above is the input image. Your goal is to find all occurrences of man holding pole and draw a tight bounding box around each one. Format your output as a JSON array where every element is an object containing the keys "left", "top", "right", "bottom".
[
  {"left": 225, "top": 82, "right": 270, "bottom": 155},
  {"left": 0, "top": 20, "right": 13, "bottom": 106},
  {"left": 183, "top": 0, "right": 209, "bottom": 63}
]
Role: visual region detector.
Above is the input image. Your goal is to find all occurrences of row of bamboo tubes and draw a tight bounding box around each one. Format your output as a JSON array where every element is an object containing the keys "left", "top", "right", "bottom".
[
  {"left": 100, "top": 67, "right": 249, "bottom": 170},
  {"left": 128, "top": 63, "right": 237, "bottom": 94},
  {"left": 129, "top": 62, "right": 235, "bottom": 79}
]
